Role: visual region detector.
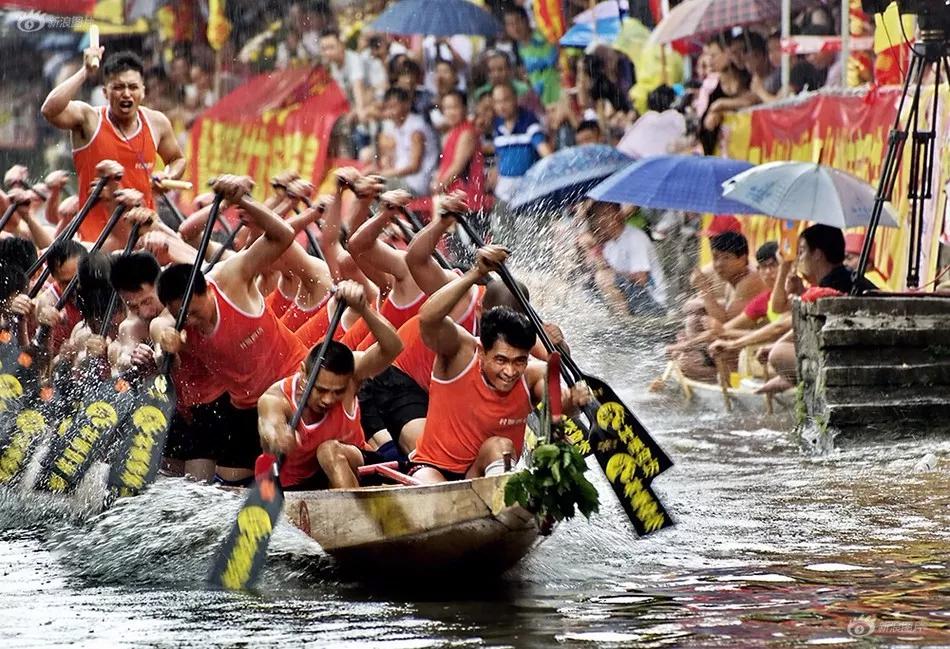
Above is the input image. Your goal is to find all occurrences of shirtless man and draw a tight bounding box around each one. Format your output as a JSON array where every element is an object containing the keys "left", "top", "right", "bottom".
[
  {"left": 257, "top": 280, "right": 403, "bottom": 489},
  {"left": 410, "top": 246, "right": 589, "bottom": 483},
  {"left": 154, "top": 175, "right": 306, "bottom": 485},
  {"left": 42, "top": 48, "right": 186, "bottom": 242},
  {"left": 668, "top": 231, "right": 766, "bottom": 381}
]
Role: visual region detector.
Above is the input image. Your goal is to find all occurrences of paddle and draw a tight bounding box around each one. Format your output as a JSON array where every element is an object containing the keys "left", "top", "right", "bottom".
[
  {"left": 387, "top": 205, "right": 453, "bottom": 270},
  {"left": 31, "top": 214, "right": 147, "bottom": 494},
  {"left": 25, "top": 174, "right": 109, "bottom": 280},
  {"left": 105, "top": 195, "right": 225, "bottom": 499},
  {"left": 454, "top": 214, "right": 674, "bottom": 536},
  {"left": 0, "top": 195, "right": 28, "bottom": 232},
  {"left": 0, "top": 221, "right": 143, "bottom": 487},
  {"left": 203, "top": 222, "right": 243, "bottom": 272},
  {"left": 208, "top": 299, "right": 347, "bottom": 591}
]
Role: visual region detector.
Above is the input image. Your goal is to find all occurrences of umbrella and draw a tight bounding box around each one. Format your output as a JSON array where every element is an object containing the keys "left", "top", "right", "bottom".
[
  {"left": 648, "top": 0, "right": 810, "bottom": 45},
  {"left": 721, "top": 161, "right": 900, "bottom": 228},
  {"left": 588, "top": 154, "right": 756, "bottom": 214},
  {"left": 616, "top": 109, "right": 686, "bottom": 159},
  {"left": 559, "top": 17, "right": 622, "bottom": 48},
  {"left": 371, "top": 0, "right": 501, "bottom": 38},
  {"left": 508, "top": 144, "right": 633, "bottom": 212}
]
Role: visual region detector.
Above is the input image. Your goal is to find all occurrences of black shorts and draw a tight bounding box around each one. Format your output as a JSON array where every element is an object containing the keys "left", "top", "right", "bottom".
[
  {"left": 358, "top": 366, "right": 429, "bottom": 442},
  {"left": 162, "top": 395, "right": 261, "bottom": 469},
  {"left": 164, "top": 394, "right": 232, "bottom": 461},
  {"left": 284, "top": 448, "right": 385, "bottom": 491},
  {"left": 408, "top": 462, "right": 466, "bottom": 482}
]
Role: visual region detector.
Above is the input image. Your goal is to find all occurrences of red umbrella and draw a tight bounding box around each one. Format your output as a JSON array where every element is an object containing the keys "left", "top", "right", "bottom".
[{"left": 648, "top": 0, "right": 811, "bottom": 45}]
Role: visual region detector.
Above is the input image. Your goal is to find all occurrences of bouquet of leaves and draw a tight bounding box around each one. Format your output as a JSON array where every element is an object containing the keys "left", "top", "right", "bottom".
[{"left": 504, "top": 441, "right": 599, "bottom": 527}]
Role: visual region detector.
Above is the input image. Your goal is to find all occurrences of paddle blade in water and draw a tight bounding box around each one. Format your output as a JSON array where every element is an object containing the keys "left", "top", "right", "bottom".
[
  {"left": 207, "top": 472, "right": 285, "bottom": 591},
  {"left": 34, "top": 378, "right": 133, "bottom": 494},
  {"left": 107, "top": 373, "right": 177, "bottom": 498},
  {"left": 0, "top": 388, "right": 56, "bottom": 486}
]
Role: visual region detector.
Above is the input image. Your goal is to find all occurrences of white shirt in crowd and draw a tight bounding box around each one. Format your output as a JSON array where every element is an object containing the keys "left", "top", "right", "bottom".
[
  {"left": 328, "top": 49, "right": 366, "bottom": 105},
  {"left": 382, "top": 113, "right": 439, "bottom": 196},
  {"left": 602, "top": 224, "right": 668, "bottom": 307},
  {"left": 421, "top": 35, "right": 473, "bottom": 93}
]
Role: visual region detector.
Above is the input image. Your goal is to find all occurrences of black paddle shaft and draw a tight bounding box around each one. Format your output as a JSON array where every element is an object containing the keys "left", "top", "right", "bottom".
[
  {"left": 99, "top": 222, "right": 143, "bottom": 337},
  {"left": 159, "top": 193, "right": 185, "bottom": 228},
  {"left": 161, "top": 194, "right": 224, "bottom": 375},
  {"left": 389, "top": 207, "right": 452, "bottom": 270},
  {"left": 202, "top": 222, "right": 242, "bottom": 273},
  {"left": 0, "top": 201, "right": 21, "bottom": 232},
  {"left": 26, "top": 175, "right": 108, "bottom": 278}
]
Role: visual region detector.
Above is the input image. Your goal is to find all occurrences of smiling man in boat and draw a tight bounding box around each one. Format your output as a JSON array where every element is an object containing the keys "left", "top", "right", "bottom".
[
  {"left": 256, "top": 280, "right": 403, "bottom": 489},
  {"left": 410, "top": 245, "right": 591, "bottom": 483}
]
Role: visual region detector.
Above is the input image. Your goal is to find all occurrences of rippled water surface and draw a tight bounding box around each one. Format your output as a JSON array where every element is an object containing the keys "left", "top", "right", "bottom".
[{"left": 0, "top": 274, "right": 948, "bottom": 648}]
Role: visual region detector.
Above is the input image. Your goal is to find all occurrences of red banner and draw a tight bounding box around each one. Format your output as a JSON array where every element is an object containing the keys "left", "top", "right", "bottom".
[
  {"left": 724, "top": 87, "right": 949, "bottom": 290},
  {"left": 187, "top": 67, "right": 349, "bottom": 199}
]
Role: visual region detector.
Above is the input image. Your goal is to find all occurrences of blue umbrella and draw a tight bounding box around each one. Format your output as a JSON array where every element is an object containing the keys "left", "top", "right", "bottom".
[
  {"left": 509, "top": 144, "right": 634, "bottom": 212},
  {"left": 588, "top": 154, "right": 757, "bottom": 214},
  {"left": 559, "top": 17, "right": 623, "bottom": 48},
  {"left": 372, "top": 0, "right": 501, "bottom": 37}
]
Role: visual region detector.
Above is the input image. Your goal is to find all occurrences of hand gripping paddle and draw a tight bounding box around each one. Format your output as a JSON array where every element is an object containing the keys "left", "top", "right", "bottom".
[
  {"left": 454, "top": 214, "right": 674, "bottom": 536},
  {"left": 1, "top": 219, "right": 142, "bottom": 488},
  {"left": 207, "top": 300, "right": 347, "bottom": 591},
  {"left": 105, "top": 195, "right": 226, "bottom": 499}
]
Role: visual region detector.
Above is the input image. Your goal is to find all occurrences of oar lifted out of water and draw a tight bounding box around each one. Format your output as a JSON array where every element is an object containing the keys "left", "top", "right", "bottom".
[
  {"left": 453, "top": 214, "right": 674, "bottom": 537},
  {"left": 207, "top": 299, "right": 347, "bottom": 591},
  {"left": 107, "top": 195, "right": 226, "bottom": 500}
]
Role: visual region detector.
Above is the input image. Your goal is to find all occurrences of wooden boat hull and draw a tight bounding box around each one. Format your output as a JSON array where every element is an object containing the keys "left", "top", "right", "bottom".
[{"left": 283, "top": 473, "right": 542, "bottom": 576}]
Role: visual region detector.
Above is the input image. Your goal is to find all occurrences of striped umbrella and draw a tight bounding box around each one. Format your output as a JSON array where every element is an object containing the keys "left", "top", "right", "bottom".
[{"left": 648, "top": 0, "right": 811, "bottom": 45}]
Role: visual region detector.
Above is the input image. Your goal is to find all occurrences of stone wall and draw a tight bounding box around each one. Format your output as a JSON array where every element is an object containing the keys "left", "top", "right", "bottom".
[{"left": 795, "top": 296, "right": 950, "bottom": 444}]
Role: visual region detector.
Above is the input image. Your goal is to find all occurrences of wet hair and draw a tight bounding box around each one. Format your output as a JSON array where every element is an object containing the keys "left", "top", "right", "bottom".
[
  {"left": 76, "top": 251, "right": 114, "bottom": 322},
  {"left": 111, "top": 251, "right": 160, "bottom": 293},
  {"left": 482, "top": 278, "right": 529, "bottom": 313},
  {"left": 755, "top": 241, "right": 779, "bottom": 264},
  {"left": 0, "top": 236, "right": 38, "bottom": 274},
  {"left": 0, "top": 267, "right": 27, "bottom": 304},
  {"left": 306, "top": 339, "right": 354, "bottom": 376},
  {"left": 156, "top": 263, "right": 207, "bottom": 306},
  {"left": 647, "top": 85, "right": 676, "bottom": 113},
  {"left": 102, "top": 50, "right": 145, "bottom": 80},
  {"left": 46, "top": 239, "right": 88, "bottom": 275},
  {"left": 576, "top": 119, "right": 601, "bottom": 136},
  {"left": 383, "top": 86, "right": 411, "bottom": 104},
  {"left": 800, "top": 224, "right": 845, "bottom": 264},
  {"left": 710, "top": 231, "right": 749, "bottom": 257},
  {"left": 744, "top": 31, "right": 767, "bottom": 57},
  {"left": 441, "top": 88, "right": 467, "bottom": 109},
  {"left": 479, "top": 306, "right": 536, "bottom": 353}
]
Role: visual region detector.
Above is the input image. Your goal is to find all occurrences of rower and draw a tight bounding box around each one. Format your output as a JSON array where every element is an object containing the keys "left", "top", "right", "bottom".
[
  {"left": 410, "top": 246, "right": 590, "bottom": 483},
  {"left": 155, "top": 175, "right": 306, "bottom": 485},
  {"left": 257, "top": 280, "right": 403, "bottom": 489},
  {"left": 41, "top": 48, "right": 186, "bottom": 242}
]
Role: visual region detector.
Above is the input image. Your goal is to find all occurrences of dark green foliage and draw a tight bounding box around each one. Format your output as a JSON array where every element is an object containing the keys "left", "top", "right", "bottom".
[{"left": 504, "top": 441, "right": 599, "bottom": 523}]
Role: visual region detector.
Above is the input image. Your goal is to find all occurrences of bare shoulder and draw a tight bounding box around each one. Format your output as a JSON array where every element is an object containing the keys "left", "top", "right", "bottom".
[{"left": 141, "top": 105, "right": 173, "bottom": 130}]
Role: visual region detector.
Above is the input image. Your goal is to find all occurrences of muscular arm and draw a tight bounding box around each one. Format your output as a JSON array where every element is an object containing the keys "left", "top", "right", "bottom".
[
  {"left": 352, "top": 306, "right": 403, "bottom": 381},
  {"left": 257, "top": 385, "right": 294, "bottom": 455},
  {"left": 405, "top": 214, "right": 456, "bottom": 295},
  {"left": 419, "top": 267, "right": 481, "bottom": 358},
  {"left": 348, "top": 210, "right": 413, "bottom": 284},
  {"left": 226, "top": 196, "right": 295, "bottom": 282},
  {"left": 40, "top": 66, "right": 95, "bottom": 133}
]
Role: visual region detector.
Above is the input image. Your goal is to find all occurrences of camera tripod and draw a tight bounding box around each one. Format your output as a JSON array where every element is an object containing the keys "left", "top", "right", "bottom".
[{"left": 854, "top": 16, "right": 950, "bottom": 291}]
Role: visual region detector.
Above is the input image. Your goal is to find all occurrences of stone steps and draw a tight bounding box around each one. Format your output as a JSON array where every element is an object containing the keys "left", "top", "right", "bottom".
[{"left": 821, "top": 362, "right": 950, "bottom": 387}]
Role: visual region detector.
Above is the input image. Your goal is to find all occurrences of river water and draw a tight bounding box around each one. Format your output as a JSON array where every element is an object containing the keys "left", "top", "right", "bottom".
[{"left": 0, "top": 274, "right": 948, "bottom": 648}]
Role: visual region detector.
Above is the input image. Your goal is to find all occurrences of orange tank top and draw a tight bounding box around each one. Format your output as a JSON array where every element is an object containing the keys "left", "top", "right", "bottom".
[
  {"left": 266, "top": 286, "right": 295, "bottom": 319},
  {"left": 340, "top": 316, "right": 371, "bottom": 350},
  {"left": 74, "top": 106, "right": 157, "bottom": 242},
  {"left": 392, "top": 285, "right": 484, "bottom": 391},
  {"left": 295, "top": 300, "right": 345, "bottom": 349},
  {"left": 281, "top": 294, "right": 330, "bottom": 333},
  {"left": 277, "top": 373, "right": 364, "bottom": 487},
  {"left": 189, "top": 280, "right": 306, "bottom": 408},
  {"left": 43, "top": 282, "right": 83, "bottom": 355},
  {"left": 357, "top": 290, "right": 426, "bottom": 351},
  {"left": 413, "top": 347, "right": 532, "bottom": 474}
]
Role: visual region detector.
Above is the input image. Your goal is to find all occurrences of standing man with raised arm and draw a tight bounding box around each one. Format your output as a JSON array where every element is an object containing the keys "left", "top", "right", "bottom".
[{"left": 41, "top": 45, "right": 186, "bottom": 242}]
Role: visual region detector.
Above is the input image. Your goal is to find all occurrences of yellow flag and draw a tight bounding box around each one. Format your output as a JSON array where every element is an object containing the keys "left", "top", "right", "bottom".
[
  {"left": 873, "top": 1, "right": 914, "bottom": 53},
  {"left": 208, "top": 0, "right": 232, "bottom": 51}
]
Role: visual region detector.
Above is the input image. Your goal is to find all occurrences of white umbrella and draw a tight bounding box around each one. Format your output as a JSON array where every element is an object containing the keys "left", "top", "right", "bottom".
[{"left": 721, "top": 161, "right": 900, "bottom": 229}]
